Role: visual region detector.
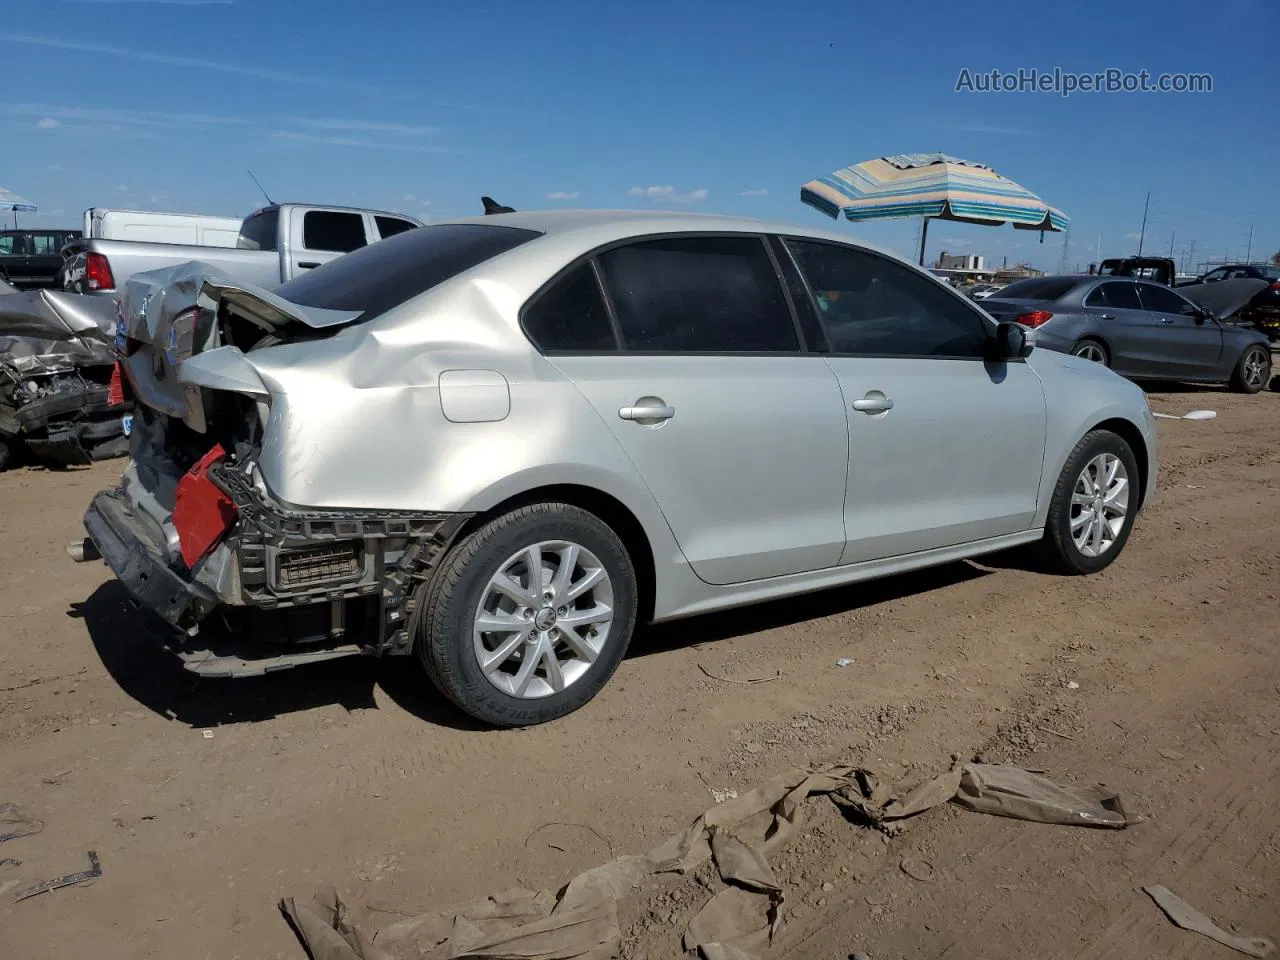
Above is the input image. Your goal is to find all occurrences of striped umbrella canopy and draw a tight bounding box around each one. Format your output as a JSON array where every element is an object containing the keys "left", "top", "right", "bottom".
[
  {"left": 801, "top": 153, "right": 1068, "bottom": 264},
  {"left": 1, "top": 186, "right": 38, "bottom": 229}
]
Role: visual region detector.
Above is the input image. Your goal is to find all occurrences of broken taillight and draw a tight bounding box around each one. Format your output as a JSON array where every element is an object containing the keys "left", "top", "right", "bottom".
[
  {"left": 107, "top": 363, "right": 125, "bottom": 407},
  {"left": 173, "top": 445, "right": 238, "bottom": 569}
]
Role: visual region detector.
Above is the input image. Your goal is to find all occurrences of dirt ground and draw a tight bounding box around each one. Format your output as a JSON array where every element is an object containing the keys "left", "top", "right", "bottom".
[{"left": 1, "top": 386, "right": 1277, "bottom": 960}]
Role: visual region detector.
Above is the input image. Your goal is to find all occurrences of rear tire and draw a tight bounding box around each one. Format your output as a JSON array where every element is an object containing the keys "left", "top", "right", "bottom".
[
  {"left": 0, "top": 439, "right": 11, "bottom": 472},
  {"left": 1229, "top": 344, "right": 1270, "bottom": 394},
  {"left": 1039, "top": 429, "right": 1139, "bottom": 575},
  {"left": 416, "top": 502, "right": 637, "bottom": 727},
  {"left": 1071, "top": 339, "right": 1110, "bottom": 366}
]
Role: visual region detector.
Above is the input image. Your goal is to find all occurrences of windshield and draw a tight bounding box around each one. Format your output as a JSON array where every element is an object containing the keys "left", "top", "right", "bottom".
[{"left": 277, "top": 222, "right": 542, "bottom": 321}]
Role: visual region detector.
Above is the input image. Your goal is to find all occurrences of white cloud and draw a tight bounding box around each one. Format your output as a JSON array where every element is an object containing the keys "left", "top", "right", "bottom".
[
  {"left": 628, "top": 185, "right": 708, "bottom": 204},
  {"left": 286, "top": 117, "right": 437, "bottom": 136},
  {"left": 270, "top": 130, "right": 460, "bottom": 153},
  {"left": 738, "top": 187, "right": 768, "bottom": 197},
  {"left": 0, "top": 34, "right": 358, "bottom": 90},
  {"left": 36, "top": 117, "right": 62, "bottom": 129},
  {"left": 545, "top": 191, "right": 580, "bottom": 201},
  {"left": 1124, "top": 231, "right": 1142, "bottom": 241},
  {"left": 117, "top": 184, "right": 130, "bottom": 192},
  {"left": 7, "top": 103, "right": 247, "bottom": 129},
  {"left": 944, "top": 122, "right": 1037, "bottom": 136}
]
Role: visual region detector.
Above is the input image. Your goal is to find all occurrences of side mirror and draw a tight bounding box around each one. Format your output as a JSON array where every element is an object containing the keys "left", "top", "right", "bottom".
[
  {"left": 987, "top": 321, "right": 1032, "bottom": 361},
  {"left": 1193, "top": 308, "right": 1213, "bottom": 325}
]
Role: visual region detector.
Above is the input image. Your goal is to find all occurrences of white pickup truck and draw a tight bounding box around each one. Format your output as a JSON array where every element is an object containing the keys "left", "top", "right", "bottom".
[{"left": 61, "top": 203, "right": 423, "bottom": 297}]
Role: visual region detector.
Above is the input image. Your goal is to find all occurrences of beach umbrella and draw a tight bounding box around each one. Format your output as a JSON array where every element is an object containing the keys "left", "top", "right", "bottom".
[
  {"left": 800, "top": 153, "right": 1068, "bottom": 265},
  {"left": 0, "top": 186, "right": 38, "bottom": 228}
]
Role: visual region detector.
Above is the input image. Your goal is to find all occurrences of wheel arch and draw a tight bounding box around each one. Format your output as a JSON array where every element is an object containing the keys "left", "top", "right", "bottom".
[
  {"left": 1072, "top": 335, "right": 1111, "bottom": 363},
  {"left": 452, "top": 483, "right": 658, "bottom": 626},
  {"left": 1087, "top": 416, "right": 1150, "bottom": 511}
]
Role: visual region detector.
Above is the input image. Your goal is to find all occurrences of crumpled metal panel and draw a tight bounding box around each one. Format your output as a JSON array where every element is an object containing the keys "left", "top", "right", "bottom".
[{"left": 119, "top": 261, "right": 362, "bottom": 431}]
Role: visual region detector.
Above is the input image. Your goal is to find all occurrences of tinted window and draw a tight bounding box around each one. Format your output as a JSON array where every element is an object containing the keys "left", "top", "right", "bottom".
[
  {"left": 1085, "top": 281, "right": 1143, "bottom": 310},
  {"left": 995, "top": 277, "right": 1081, "bottom": 301},
  {"left": 375, "top": 216, "right": 417, "bottom": 240},
  {"left": 31, "top": 234, "right": 60, "bottom": 255},
  {"left": 1202, "top": 268, "right": 1228, "bottom": 282},
  {"left": 523, "top": 263, "right": 617, "bottom": 352},
  {"left": 237, "top": 209, "right": 279, "bottom": 250},
  {"left": 1136, "top": 284, "right": 1199, "bottom": 316},
  {"left": 786, "top": 239, "right": 988, "bottom": 358},
  {"left": 303, "top": 211, "right": 367, "bottom": 253},
  {"left": 595, "top": 236, "right": 797, "bottom": 353},
  {"left": 279, "top": 223, "right": 541, "bottom": 321},
  {"left": 0, "top": 235, "right": 18, "bottom": 255}
]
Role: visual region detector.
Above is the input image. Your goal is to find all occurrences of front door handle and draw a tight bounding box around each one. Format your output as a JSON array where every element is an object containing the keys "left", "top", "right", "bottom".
[
  {"left": 298, "top": 261, "right": 321, "bottom": 269},
  {"left": 1159, "top": 317, "right": 1174, "bottom": 324},
  {"left": 1099, "top": 313, "right": 1115, "bottom": 320},
  {"left": 851, "top": 393, "right": 894, "bottom": 414},
  {"left": 619, "top": 402, "right": 675, "bottom": 422}
]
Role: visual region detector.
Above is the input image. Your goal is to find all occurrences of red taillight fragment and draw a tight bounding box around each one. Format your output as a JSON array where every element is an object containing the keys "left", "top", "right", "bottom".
[
  {"left": 1270, "top": 281, "right": 1280, "bottom": 290},
  {"left": 85, "top": 252, "right": 115, "bottom": 291},
  {"left": 107, "top": 362, "right": 125, "bottom": 406},
  {"left": 173, "top": 445, "right": 238, "bottom": 569},
  {"left": 1014, "top": 310, "right": 1054, "bottom": 328}
]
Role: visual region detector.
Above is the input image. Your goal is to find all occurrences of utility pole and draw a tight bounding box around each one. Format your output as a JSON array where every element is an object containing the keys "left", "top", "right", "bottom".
[
  {"left": 1246, "top": 224, "right": 1254, "bottom": 263},
  {"left": 1137, "top": 191, "right": 1150, "bottom": 256},
  {"left": 1169, "top": 231, "right": 1175, "bottom": 258}
]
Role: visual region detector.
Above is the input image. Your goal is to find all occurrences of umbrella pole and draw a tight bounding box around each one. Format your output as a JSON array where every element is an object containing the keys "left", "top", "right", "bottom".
[{"left": 918, "top": 216, "right": 930, "bottom": 266}]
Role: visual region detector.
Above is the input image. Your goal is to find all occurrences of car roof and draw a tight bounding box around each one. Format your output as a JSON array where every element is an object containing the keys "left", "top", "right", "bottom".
[{"left": 436, "top": 208, "right": 904, "bottom": 259}]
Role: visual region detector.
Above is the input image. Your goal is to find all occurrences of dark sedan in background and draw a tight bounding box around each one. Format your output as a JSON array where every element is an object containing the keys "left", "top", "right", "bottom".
[
  {"left": 1179, "top": 263, "right": 1280, "bottom": 342},
  {"left": 0, "top": 229, "right": 82, "bottom": 290},
  {"left": 982, "top": 275, "right": 1272, "bottom": 393}
]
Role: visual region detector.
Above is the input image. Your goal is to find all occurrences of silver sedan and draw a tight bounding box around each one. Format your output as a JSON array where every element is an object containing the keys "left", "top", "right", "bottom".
[{"left": 77, "top": 210, "right": 1158, "bottom": 726}]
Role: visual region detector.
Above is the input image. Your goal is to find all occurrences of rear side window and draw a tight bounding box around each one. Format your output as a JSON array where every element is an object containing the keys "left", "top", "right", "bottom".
[
  {"left": 523, "top": 263, "right": 617, "bottom": 352},
  {"left": 1085, "top": 281, "right": 1143, "bottom": 310},
  {"left": 996, "top": 277, "right": 1080, "bottom": 301},
  {"left": 279, "top": 223, "right": 541, "bottom": 321},
  {"left": 0, "top": 235, "right": 19, "bottom": 255},
  {"left": 375, "top": 216, "right": 417, "bottom": 240},
  {"left": 595, "top": 236, "right": 798, "bottom": 353},
  {"left": 237, "top": 209, "right": 279, "bottom": 250},
  {"left": 303, "top": 211, "right": 367, "bottom": 253}
]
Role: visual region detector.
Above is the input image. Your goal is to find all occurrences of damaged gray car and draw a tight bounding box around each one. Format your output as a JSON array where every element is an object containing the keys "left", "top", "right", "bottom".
[
  {"left": 0, "top": 289, "right": 133, "bottom": 470},
  {"left": 73, "top": 211, "right": 1157, "bottom": 727}
]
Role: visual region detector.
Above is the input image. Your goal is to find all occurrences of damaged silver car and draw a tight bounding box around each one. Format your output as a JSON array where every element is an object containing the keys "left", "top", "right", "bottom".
[
  {"left": 1, "top": 289, "right": 133, "bottom": 470},
  {"left": 73, "top": 211, "right": 1158, "bottom": 726}
]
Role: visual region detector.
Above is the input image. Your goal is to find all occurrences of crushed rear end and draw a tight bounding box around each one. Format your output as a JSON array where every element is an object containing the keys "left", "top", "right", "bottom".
[
  {"left": 75, "top": 262, "right": 468, "bottom": 676},
  {"left": 0, "top": 289, "right": 133, "bottom": 469}
]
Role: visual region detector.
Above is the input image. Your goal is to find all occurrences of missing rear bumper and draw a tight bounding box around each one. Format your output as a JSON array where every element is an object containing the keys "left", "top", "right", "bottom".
[{"left": 82, "top": 460, "right": 473, "bottom": 664}]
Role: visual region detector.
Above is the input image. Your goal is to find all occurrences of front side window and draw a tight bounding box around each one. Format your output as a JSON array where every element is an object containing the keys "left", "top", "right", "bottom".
[
  {"left": 786, "top": 239, "right": 989, "bottom": 358},
  {"left": 1086, "top": 281, "right": 1144, "bottom": 310},
  {"left": 303, "top": 210, "right": 367, "bottom": 253},
  {"left": 1136, "top": 283, "right": 1199, "bottom": 317},
  {"left": 0, "top": 235, "right": 18, "bottom": 255},
  {"left": 522, "top": 263, "right": 617, "bottom": 352},
  {"left": 595, "top": 236, "right": 798, "bottom": 353},
  {"left": 1202, "top": 268, "right": 1228, "bottom": 282}
]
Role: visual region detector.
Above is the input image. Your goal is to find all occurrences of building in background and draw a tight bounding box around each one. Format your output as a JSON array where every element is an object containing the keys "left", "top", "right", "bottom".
[
  {"left": 993, "top": 262, "right": 1045, "bottom": 284},
  {"left": 931, "top": 249, "right": 995, "bottom": 285}
]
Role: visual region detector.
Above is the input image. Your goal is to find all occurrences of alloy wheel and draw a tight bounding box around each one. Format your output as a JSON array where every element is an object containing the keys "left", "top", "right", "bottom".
[
  {"left": 472, "top": 540, "right": 614, "bottom": 699},
  {"left": 1073, "top": 342, "right": 1107, "bottom": 364},
  {"left": 1070, "top": 453, "right": 1129, "bottom": 558},
  {"left": 1242, "top": 347, "right": 1270, "bottom": 390}
]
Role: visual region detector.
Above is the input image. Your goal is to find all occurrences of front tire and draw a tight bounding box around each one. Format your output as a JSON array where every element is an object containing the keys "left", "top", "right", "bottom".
[
  {"left": 1229, "top": 344, "right": 1270, "bottom": 394},
  {"left": 1039, "top": 430, "right": 1139, "bottom": 575},
  {"left": 416, "top": 502, "right": 638, "bottom": 727}
]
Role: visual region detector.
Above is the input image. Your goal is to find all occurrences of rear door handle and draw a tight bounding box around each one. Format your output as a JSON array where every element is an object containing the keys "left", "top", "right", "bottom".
[
  {"left": 852, "top": 394, "right": 894, "bottom": 414},
  {"left": 298, "top": 261, "right": 320, "bottom": 269},
  {"left": 619, "top": 403, "right": 675, "bottom": 422},
  {"left": 1159, "top": 317, "right": 1174, "bottom": 324},
  {"left": 1099, "top": 313, "right": 1115, "bottom": 320}
]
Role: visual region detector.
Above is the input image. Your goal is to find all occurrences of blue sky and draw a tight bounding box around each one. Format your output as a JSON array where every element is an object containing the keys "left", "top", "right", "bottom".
[{"left": 2, "top": 0, "right": 1276, "bottom": 273}]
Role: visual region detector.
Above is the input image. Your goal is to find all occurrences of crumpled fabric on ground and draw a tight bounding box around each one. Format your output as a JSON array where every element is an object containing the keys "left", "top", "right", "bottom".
[{"left": 282, "top": 762, "right": 1130, "bottom": 960}]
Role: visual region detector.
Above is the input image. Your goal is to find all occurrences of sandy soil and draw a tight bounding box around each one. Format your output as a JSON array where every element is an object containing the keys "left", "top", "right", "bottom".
[{"left": 1, "top": 386, "right": 1277, "bottom": 960}]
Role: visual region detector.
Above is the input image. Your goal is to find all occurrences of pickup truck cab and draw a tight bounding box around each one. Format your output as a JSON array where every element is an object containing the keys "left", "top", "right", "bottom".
[
  {"left": 61, "top": 203, "right": 422, "bottom": 297},
  {"left": 1, "top": 229, "right": 83, "bottom": 289}
]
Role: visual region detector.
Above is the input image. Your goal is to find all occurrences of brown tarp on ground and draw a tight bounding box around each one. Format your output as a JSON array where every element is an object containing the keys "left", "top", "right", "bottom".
[{"left": 281, "top": 763, "right": 1131, "bottom": 960}]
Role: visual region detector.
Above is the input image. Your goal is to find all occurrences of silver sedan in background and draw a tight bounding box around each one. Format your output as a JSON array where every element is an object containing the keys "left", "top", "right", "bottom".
[
  {"left": 77, "top": 211, "right": 1158, "bottom": 726},
  {"left": 981, "top": 275, "right": 1272, "bottom": 392}
]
